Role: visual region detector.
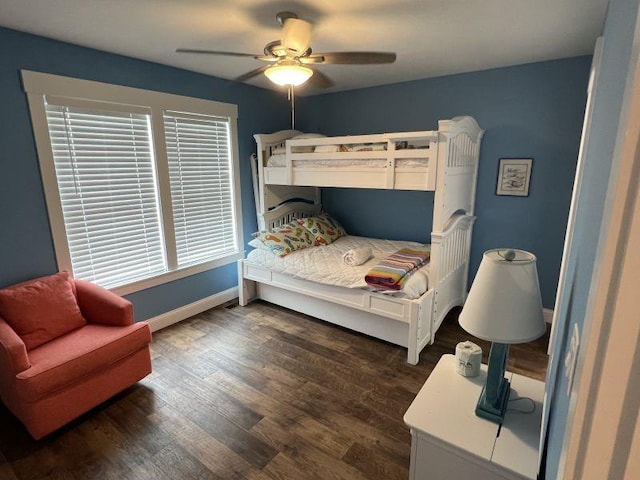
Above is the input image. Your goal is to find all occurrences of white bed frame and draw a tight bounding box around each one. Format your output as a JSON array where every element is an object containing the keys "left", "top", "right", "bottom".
[{"left": 238, "top": 116, "right": 484, "bottom": 364}]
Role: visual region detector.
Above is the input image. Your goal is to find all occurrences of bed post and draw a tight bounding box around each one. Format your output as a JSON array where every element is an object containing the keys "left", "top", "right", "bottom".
[
  {"left": 237, "top": 260, "right": 255, "bottom": 306},
  {"left": 407, "top": 305, "right": 420, "bottom": 365},
  {"left": 429, "top": 231, "right": 443, "bottom": 342},
  {"left": 407, "top": 344, "right": 419, "bottom": 365},
  {"left": 407, "top": 294, "right": 435, "bottom": 364}
]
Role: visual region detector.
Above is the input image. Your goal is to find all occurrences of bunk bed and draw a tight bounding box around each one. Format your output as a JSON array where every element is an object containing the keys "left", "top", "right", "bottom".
[{"left": 238, "top": 116, "right": 484, "bottom": 364}]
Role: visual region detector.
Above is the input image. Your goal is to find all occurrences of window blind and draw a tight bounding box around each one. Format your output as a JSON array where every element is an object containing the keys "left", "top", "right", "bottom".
[
  {"left": 164, "top": 111, "right": 237, "bottom": 267},
  {"left": 45, "top": 102, "right": 167, "bottom": 288}
]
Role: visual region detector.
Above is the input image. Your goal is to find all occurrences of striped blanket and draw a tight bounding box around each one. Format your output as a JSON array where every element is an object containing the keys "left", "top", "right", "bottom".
[{"left": 364, "top": 248, "right": 431, "bottom": 290}]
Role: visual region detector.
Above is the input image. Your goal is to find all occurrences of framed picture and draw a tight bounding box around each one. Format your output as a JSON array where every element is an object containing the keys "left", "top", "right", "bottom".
[{"left": 496, "top": 158, "right": 533, "bottom": 196}]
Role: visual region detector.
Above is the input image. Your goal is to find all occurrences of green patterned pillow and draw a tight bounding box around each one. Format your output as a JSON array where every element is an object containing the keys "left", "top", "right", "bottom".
[
  {"left": 253, "top": 222, "right": 316, "bottom": 256},
  {"left": 319, "top": 213, "right": 347, "bottom": 236},
  {"left": 296, "top": 213, "right": 346, "bottom": 246}
]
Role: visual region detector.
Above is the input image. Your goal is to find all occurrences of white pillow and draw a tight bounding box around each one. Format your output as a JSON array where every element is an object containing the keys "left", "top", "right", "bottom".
[
  {"left": 248, "top": 238, "right": 270, "bottom": 250},
  {"left": 314, "top": 144, "right": 340, "bottom": 153},
  {"left": 271, "top": 146, "right": 285, "bottom": 155},
  {"left": 292, "top": 133, "right": 326, "bottom": 139},
  {"left": 290, "top": 133, "right": 326, "bottom": 153},
  {"left": 402, "top": 269, "right": 429, "bottom": 299}
]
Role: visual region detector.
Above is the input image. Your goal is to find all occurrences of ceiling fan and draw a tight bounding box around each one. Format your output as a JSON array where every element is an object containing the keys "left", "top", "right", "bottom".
[{"left": 176, "top": 11, "right": 397, "bottom": 89}]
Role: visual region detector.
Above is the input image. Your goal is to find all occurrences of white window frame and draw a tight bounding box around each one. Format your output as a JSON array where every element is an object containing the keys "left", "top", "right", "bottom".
[{"left": 23, "top": 70, "right": 244, "bottom": 295}]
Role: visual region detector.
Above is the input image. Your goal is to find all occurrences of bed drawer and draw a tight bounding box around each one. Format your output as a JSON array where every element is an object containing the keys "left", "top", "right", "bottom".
[
  {"left": 244, "top": 263, "right": 273, "bottom": 282},
  {"left": 369, "top": 295, "right": 410, "bottom": 319}
]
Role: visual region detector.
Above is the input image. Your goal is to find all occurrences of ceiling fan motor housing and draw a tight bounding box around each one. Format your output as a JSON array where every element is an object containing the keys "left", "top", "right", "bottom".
[{"left": 281, "top": 17, "right": 313, "bottom": 55}]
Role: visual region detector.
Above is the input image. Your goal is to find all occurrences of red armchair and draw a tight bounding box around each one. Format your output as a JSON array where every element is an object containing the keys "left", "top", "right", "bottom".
[{"left": 0, "top": 272, "right": 152, "bottom": 439}]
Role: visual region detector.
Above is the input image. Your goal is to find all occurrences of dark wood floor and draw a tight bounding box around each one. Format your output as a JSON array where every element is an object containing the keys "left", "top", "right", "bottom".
[{"left": 0, "top": 301, "right": 549, "bottom": 480}]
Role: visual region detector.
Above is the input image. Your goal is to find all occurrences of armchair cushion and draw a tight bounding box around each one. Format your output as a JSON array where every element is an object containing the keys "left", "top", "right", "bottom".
[
  {"left": 15, "top": 322, "right": 151, "bottom": 401},
  {"left": 0, "top": 272, "right": 86, "bottom": 351}
]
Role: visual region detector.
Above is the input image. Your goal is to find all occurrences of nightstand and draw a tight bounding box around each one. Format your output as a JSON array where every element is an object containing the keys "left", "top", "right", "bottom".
[{"left": 404, "top": 354, "right": 544, "bottom": 480}]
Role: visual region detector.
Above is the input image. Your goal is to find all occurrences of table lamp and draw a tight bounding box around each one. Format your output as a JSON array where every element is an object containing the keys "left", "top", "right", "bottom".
[{"left": 459, "top": 248, "right": 545, "bottom": 424}]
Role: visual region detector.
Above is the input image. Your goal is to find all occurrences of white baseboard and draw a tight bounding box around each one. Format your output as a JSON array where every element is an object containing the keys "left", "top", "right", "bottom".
[
  {"left": 146, "top": 286, "right": 238, "bottom": 333},
  {"left": 544, "top": 308, "right": 554, "bottom": 324}
]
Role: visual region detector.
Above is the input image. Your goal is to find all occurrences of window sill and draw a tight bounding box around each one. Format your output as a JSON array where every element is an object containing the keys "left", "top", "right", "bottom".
[{"left": 111, "top": 251, "right": 244, "bottom": 296}]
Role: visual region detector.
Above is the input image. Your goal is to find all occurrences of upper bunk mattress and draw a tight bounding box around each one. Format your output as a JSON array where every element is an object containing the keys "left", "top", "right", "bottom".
[
  {"left": 246, "top": 235, "right": 430, "bottom": 300},
  {"left": 267, "top": 154, "right": 428, "bottom": 168}
]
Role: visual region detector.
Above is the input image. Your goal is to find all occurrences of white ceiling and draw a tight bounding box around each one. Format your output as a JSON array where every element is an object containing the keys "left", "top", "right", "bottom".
[{"left": 0, "top": 0, "right": 608, "bottom": 96}]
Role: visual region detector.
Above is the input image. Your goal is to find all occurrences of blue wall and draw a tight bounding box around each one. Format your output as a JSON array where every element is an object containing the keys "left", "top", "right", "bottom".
[
  {"left": 544, "top": 0, "right": 640, "bottom": 478},
  {"left": 0, "top": 27, "right": 290, "bottom": 320},
  {"left": 298, "top": 58, "right": 591, "bottom": 308},
  {"left": 0, "top": 28, "right": 592, "bottom": 320}
]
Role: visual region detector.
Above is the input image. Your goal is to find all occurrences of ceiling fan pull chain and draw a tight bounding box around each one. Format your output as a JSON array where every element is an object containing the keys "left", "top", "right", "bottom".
[{"left": 288, "top": 85, "right": 296, "bottom": 130}]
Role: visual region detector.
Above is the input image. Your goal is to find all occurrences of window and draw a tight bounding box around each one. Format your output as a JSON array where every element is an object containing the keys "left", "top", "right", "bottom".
[
  {"left": 164, "top": 111, "right": 236, "bottom": 267},
  {"left": 46, "top": 102, "right": 166, "bottom": 287},
  {"left": 24, "top": 71, "right": 243, "bottom": 295}
]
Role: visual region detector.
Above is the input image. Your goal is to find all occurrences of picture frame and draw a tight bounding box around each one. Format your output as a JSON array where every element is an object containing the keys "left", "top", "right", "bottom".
[{"left": 496, "top": 158, "right": 533, "bottom": 196}]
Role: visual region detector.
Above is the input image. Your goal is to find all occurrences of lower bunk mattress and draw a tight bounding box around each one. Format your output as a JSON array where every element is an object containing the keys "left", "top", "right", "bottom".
[{"left": 245, "top": 235, "right": 430, "bottom": 300}]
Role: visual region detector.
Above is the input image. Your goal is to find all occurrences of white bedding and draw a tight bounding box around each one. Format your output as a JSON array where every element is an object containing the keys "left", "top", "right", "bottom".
[
  {"left": 267, "top": 154, "right": 428, "bottom": 168},
  {"left": 246, "top": 235, "right": 430, "bottom": 299}
]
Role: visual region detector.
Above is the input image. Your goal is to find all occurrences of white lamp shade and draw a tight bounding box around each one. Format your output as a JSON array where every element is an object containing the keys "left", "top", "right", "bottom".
[
  {"left": 459, "top": 249, "right": 545, "bottom": 343},
  {"left": 281, "top": 18, "right": 313, "bottom": 54},
  {"left": 264, "top": 61, "right": 313, "bottom": 86}
]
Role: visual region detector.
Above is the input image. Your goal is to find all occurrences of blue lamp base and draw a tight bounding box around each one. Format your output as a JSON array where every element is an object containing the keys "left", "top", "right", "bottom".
[{"left": 476, "top": 342, "right": 511, "bottom": 424}]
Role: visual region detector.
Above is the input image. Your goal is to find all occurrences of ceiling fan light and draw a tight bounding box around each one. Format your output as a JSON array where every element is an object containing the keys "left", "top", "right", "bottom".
[{"left": 264, "top": 62, "right": 313, "bottom": 86}]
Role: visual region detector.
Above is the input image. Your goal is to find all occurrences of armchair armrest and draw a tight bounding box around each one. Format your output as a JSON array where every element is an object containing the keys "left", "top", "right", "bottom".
[
  {"left": 0, "top": 317, "right": 30, "bottom": 376},
  {"left": 75, "top": 280, "right": 134, "bottom": 326}
]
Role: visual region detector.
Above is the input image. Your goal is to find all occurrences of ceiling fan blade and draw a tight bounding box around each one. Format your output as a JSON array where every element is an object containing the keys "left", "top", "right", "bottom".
[
  {"left": 299, "top": 56, "right": 324, "bottom": 64},
  {"left": 176, "top": 48, "right": 262, "bottom": 58},
  {"left": 307, "top": 52, "right": 397, "bottom": 65},
  {"left": 307, "top": 69, "right": 334, "bottom": 89},
  {"left": 234, "top": 65, "right": 270, "bottom": 83}
]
